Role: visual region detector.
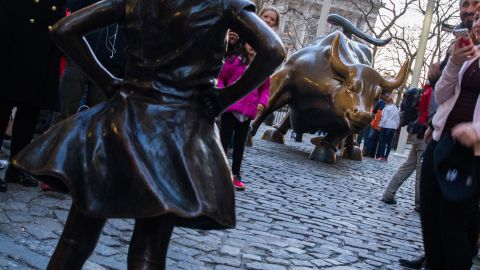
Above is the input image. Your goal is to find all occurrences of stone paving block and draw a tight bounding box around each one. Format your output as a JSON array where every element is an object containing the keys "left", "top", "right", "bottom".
[
  {"left": 22, "top": 224, "right": 57, "bottom": 240},
  {"left": 4, "top": 201, "right": 27, "bottom": 211},
  {"left": 6, "top": 211, "right": 32, "bottom": 223},
  {"left": 10, "top": 192, "right": 39, "bottom": 204},
  {"left": 214, "top": 266, "right": 239, "bottom": 270},
  {"left": 0, "top": 125, "right": 468, "bottom": 269},
  {"left": 27, "top": 205, "right": 52, "bottom": 218},
  {"left": 219, "top": 245, "right": 240, "bottom": 256},
  {"left": 202, "top": 255, "right": 241, "bottom": 267},
  {"left": 83, "top": 260, "right": 107, "bottom": 270},
  {"left": 265, "top": 256, "right": 289, "bottom": 265},
  {"left": 0, "top": 213, "right": 10, "bottom": 224},
  {"left": 311, "top": 259, "right": 332, "bottom": 267},
  {"left": 325, "top": 267, "right": 360, "bottom": 270},
  {"left": 245, "top": 262, "right": 287, "bottom": 270},
  {"left": 0, "top": 253, "right": 34, "bottom": 270},
  {"left": 242, "top": 253, "right": 262, "bottom": 261},
  {"left": 95, "top": 243, "right": 120, "bottom": 257},
  {"left": 108, "top": 219, "right": 133, "bottom": 232},
  {"left": 291, "top": 258, "right": 314, "bottom": 267}
]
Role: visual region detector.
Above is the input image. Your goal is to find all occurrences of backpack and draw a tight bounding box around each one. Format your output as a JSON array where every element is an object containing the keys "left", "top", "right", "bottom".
[
  {"left": 371, "top": 109, "right": 383, "bottom": 130},
  {"left": 399, "top": 88, "right": 421, "bottom": 127}
]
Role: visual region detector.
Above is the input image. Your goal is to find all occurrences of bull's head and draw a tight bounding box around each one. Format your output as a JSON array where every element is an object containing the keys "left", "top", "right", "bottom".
[{"left": 329, "top": 35, "right": 409, "bottom": 133}]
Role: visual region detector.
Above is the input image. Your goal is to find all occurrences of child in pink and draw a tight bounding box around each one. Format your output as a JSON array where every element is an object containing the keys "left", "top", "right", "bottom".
[{"left": 217, "top": 42, "right": 270, "bottom": 190}]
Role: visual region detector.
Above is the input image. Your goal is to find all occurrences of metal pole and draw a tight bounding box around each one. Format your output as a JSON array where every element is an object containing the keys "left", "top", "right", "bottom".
[
  {"left": 316, "top": 0, "right": 332, "bottom": 37},
  {"left": 395, "top": 0, "right": 435, "bottom": 156}
]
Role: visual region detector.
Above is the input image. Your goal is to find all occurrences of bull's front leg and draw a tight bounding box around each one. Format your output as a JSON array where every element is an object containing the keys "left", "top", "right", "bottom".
[
  {"left": 309, "top": 128, "right": 350, "bottom": 164},
  {"left": 249, "top": 83, "right": 291, "bottom": 146},
  {"left": 261, "top": 111, "right": 291, "bottom": 144},
  {"left": 340, "top": 133, "right": 362, "bottom": 161}
]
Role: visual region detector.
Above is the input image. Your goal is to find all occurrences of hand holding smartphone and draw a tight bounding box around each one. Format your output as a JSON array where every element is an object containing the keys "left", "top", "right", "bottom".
[
  {"left": 453, "top": 28, "right": 472, "bottom": 48},
  {"left": 450, "top": 28, "right": 476, "bottom": 65}
]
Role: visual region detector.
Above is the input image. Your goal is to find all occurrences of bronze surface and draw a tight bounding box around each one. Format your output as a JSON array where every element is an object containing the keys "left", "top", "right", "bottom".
[
  {"left": 11, "top": 0, "right": 285, "bottom": 268},
  {"left": 251, "top": 22, "right": 408, "bottom": 164}
]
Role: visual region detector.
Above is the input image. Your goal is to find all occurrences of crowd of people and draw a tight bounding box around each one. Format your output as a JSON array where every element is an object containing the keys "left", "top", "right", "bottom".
[
  {"left": 1, "top": 0, "right": 480, "bottom": 269},
  {"left": 383, "top": 0, "right": 480, "bottom": 269}
]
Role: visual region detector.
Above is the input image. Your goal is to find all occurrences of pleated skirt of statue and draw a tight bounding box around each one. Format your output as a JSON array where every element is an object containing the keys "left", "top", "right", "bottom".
[{"left": 12, "top": 89, "right": 235, "bottom": 230}]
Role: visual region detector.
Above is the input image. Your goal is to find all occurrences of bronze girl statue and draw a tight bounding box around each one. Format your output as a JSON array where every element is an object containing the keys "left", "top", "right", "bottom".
[{"left": 12, "top": 0, "right": 285, "bottom": 268}]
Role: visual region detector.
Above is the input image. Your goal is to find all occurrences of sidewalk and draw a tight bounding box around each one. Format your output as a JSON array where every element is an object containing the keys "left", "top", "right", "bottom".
[{"left": 0, "top": 125, "right": 476, "bottom": 269}]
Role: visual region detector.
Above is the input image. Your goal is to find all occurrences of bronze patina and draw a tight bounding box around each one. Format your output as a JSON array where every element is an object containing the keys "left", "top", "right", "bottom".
[
  {"left": 12, "top": 0, "right": 285, "bottom": 268},
  {"left": 250, "top": 15, "right": 408, "bottom": 164}
]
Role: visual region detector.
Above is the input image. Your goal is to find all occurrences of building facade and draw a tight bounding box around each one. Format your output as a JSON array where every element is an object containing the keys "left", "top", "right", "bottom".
[{"left": 261, "top": 0, "right": 382, "bottom": 55}]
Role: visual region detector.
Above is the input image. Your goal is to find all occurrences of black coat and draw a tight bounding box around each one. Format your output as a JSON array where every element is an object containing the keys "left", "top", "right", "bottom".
[{"left": 0, "top": 0, "right": 66, "bottom": 110}]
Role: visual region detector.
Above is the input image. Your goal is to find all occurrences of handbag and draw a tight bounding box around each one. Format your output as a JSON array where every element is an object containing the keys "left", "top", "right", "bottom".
[{"left": 434, "top": 135, "right": 477, "bottom": 202}]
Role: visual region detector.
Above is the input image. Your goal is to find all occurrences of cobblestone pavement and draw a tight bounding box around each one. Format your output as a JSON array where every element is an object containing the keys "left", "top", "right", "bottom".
[{"left": 1, "top": 125, "right": 479, "bottom": 270}]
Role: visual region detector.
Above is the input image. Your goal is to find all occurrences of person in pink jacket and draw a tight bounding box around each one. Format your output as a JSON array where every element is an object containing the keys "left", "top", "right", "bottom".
[
  {"left": 420, "top": 10, "right": 480, "bottom": 270},
  {"left": 218, "top": 42, "right": 270, "bottom": 190}
]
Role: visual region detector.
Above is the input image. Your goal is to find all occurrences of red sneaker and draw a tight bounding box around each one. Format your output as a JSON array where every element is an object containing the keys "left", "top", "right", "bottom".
[
  {"left": 40, "top": 182, "right": 54, "bottom": 191},
  {"left": 233, "top": 175, "right": 246, "bottom": 190}
]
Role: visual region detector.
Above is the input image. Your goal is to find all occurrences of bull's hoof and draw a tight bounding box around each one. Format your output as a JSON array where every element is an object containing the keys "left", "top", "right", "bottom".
[
  {"left": 341, "top": 145, "right": 363, "bottom": 161},
  {"left": 310, "top": 136, "right": 324, "bottom": 146},
  {"left": 261, "top": 128, "right": 285, "bottom": 144},
  {"left": 246, "top": 134, "right": 253, "bottom": 147},
  {"left": 309, "top": 142, "right": 337, "bottom": 164}
]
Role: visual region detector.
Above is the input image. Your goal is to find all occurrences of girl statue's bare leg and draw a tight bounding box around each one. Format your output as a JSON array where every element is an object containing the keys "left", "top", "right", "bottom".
[
  {"left": 128, "top": 215, "right": 176, "bottom": 270},
  {"left": 47, "top": 205, "right": 107, "bottom": 270}
]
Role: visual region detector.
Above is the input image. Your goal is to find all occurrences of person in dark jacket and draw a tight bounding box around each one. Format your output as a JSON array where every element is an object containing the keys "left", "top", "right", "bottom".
[
  {"left": 57, "top": 0, "right": 127, "bottom": 122},
  {"left": 381, "top": 63, "right": 440, "bottom": 208},
  {"left": 0, "top": 0, "right": 67, "bottom": 191},
  {"left": 363, "top": 95, "right": 387, "bottom": 157}
]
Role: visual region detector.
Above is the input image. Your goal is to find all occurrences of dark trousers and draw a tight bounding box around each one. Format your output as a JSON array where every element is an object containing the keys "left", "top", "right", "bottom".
[
  {"left": 57, "top": 62, "right": 106, "bottom": 121},
  {"left": 376, "top": 128, "right": 396, "bottom": 158},
  {"left": 420, "top": 140, "right": 480, "bottom": 270},
  {"left": 364, "top": 127, "right": 380, "bottom": 157},
  {"left": 0, "top": 100, "right": 39, "bottom": 158},
  {"left": 220, "top": 112, "right": 251, "bottom": 176},
  {"left": 357, "top": 126, "right": 371, "bottom": 145}
]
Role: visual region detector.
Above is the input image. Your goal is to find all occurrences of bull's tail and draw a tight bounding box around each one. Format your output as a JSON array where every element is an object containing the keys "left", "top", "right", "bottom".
[
  {"left": 269, "top": 68, "right": 289, "bottom": 98},
  {"left": 327, "top": 14, "right": 391, "bottom": 47}
]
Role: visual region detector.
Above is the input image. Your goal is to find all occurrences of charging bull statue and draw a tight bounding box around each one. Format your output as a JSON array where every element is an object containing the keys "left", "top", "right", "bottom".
[{"left": 250, "top": 15, "right": 409, "bottom": 164}]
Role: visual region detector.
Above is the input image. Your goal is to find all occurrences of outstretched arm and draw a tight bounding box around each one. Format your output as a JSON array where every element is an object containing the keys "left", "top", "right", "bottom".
[
  {"left": 217, "top": 8, "right": 285, "bottom": 111},
  {"left": 50, "top": 0, "right": 124, "bottom": 97}
]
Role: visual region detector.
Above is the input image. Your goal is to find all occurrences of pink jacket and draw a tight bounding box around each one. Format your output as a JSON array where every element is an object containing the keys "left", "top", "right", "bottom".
[
  {"left": 432, "top": 53, "right": 480, "bottom": 156},
  {"left": 217, "top": 56, "right": 270, "bottom": 119}
]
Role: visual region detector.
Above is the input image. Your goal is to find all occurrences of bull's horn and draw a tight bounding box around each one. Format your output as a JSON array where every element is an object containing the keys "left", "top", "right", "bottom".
[
  {"left": 379, "top": 59, "right": 410, "bottom": 91},
  {"left": 330, "top": 35, "right": 351, "bottom": 78}
]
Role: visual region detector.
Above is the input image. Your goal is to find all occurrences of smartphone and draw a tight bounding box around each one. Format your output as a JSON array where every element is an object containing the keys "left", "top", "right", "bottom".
[{"left": 453, "top": 28, "right": 472, "bottom": 48}]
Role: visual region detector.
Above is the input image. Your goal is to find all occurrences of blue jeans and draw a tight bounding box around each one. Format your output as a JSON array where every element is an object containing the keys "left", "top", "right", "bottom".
[
  {"left": 357, "top": 126, "right": 371, "bottom": 145},
  {"left": 376, "top": 128, "right": 396, "bottom": 158},
  {"left": 364, "top": 127, "right": 380, "bottom": 157}
]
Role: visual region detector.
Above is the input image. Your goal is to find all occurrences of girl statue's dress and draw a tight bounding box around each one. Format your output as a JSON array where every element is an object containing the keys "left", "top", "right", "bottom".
[{"left": 12, "top": 0, "right": 278, "bottom": 230}]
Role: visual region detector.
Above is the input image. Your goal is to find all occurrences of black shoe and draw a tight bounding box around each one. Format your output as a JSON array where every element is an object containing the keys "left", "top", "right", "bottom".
[
  {"left": 381, "top": 197, "right": 397, "bottom": 204},
  {"left": 4, "top": 165, "right": 18, "bottom": 183},
  {"left": 399, "top": 255, "right": 425, "bottom": 269},
  {"left": 17, "top": 172, "right": 38, "bottom": 187},
  {"left": 5, "top": 166, "right": 37, "bottom": 187},
  {"left": 0, "top": 178, "right": 6, "bottom": 192}
]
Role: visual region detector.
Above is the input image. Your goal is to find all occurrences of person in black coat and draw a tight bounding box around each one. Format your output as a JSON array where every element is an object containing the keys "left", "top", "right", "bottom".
[
  {"left": 0, "top": 0, "right": 66, "bottom": 191},
  {"left": 56, "top": 0, "right": 126, "bottom": 122}
]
